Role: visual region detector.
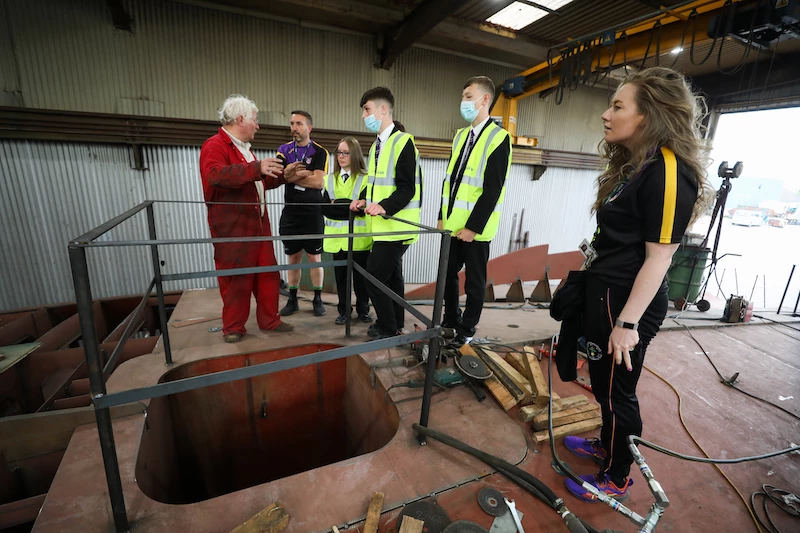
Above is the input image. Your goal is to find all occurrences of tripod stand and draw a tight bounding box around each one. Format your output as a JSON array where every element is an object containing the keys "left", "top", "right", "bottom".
[{"left": 678, "top": 161, "right": 742, "bottom": 311}]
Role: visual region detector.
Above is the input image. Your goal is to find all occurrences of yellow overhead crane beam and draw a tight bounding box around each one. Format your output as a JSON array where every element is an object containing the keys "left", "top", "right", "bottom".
[{"left": 493, "top": 0, "right": 747, "bottom": 145}]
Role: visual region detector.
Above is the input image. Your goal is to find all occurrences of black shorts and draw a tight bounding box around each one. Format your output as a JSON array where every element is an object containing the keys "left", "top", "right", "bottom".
[
  {"left": 283, "top": 238, "right": 323, "bottom": 256},
  {"left": 279, "top": 206, "right": 323, "bottom": 257}
]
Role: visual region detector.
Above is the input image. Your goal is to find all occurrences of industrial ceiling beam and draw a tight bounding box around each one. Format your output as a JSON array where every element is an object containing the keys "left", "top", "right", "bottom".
[
  {"left": 694, "top": 52, "right": 800, "bottom": 102},
  {"left": 517, "top": 6, "right": 725, "bottom": 99},
  {"left": 379, "top": 0, "right": 463, "bottom": 69},
  {"left": 191, "top": 0, "right": 547, "bottom": 67},
  {"left": 517, "top": 0, "right": 743, "bottom": 81},
  {"left": 106, "top": 0, "right": 133, "bottom": 32},
  {"left": 518, "top": 1, "right": 563, "bottom": 16}
]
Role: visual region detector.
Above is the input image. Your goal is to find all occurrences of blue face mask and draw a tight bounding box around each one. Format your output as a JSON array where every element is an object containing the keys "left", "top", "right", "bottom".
[
  {"left": 364, "top": 110, "right": 383, "bottom": 133},
  {"left": 460, "top": 99, "right": 484, "bottom": 122}
]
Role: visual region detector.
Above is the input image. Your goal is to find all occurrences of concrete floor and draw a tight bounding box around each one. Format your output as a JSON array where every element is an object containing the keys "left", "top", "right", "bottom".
[{"left": 33, "top": 288, "right": 800, "bottom": 533}]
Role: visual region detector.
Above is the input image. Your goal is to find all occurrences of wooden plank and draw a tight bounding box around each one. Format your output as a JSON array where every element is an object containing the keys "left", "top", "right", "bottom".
[
  {"left": 170, "top": 316, "right": 222, "bottom": 328},
  {"left": 483, "top": 350, "right": 533, "bottom": 404},
  {"left": 363, "top": 492, "right": 385, "bottom": 533},
  {"left": 518, "top": 395, "right": 589, "bottom": 422},
  {"left": 0, "top": 494, "right": 46, "bottom": 529},
  {"left": 483, "top": 375, "right": 517, "bottom": 411},
  {"left": 468, "top": 346, "right": 525, "bottom": 402},
  {"left": 533, "top": 416, "right": 603, "bottom": 443},
  {"left": 398, "top": 515, "right": 425, "bottom": 533},
  {"left": 526, "top": 354, "right": 550, "bottom": 408},
  {"left": 504, "top": 350, "right": 550, "bottom": 406},
  {"left": 230, "top": 501, "right": 289, "bottom": 533},
  {"left": 518, "top": 348, "right": 536, "bottom": 384},
  {"left": 532, "top": 403, "right": 600, "bottom": 430}
]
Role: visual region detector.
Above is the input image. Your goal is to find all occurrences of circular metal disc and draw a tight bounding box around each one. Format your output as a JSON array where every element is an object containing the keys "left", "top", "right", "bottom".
[
  {"left": 442, "top": 520, "right": 489, "bottom": 533},
  {"left": 455, "top": 354, "right": 492, "bottom": 380},
  {"left": 477, "top": 487, "right": 507, "bottom": 517},
  {"left": 396, "top": 501, "right": 451, "bottom": 533}
]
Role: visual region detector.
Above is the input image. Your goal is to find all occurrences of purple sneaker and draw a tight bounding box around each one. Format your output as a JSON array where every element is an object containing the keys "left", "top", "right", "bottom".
[
  {"left": 565, "top": 472, "right": 633, "bottom": 502},
  {"left": 563, "top": 436, "right": 607, "bottom": 465}
]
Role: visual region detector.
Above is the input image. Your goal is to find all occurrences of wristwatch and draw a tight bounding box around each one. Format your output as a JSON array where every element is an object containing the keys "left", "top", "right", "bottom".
[{"left": 615, "top": 318, "right": 638, "bottom": 331}]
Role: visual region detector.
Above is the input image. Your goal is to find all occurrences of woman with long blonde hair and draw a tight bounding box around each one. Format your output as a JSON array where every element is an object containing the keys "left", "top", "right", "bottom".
[
  {"left": 322, "top": 137, "right": 373, "bottom": 325},
  {"left": 563, "top": 67, "right": 712, "bottom": 502}
]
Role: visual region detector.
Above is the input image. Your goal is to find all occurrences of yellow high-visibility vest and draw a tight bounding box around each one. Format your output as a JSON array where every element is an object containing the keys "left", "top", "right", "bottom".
[
  {"left": 323, "top": 171, "right": 372, "bottom": 253},
  {"left": 441, "top": 121, "right": 511, "bottom": 241}
]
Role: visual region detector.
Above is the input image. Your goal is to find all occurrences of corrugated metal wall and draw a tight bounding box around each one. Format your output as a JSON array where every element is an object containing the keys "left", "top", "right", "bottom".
[
  {"left": 0, "top": 141, "right": 150, "bottom": 308},
  {"left": 0, "top": 140, "right": 598, "bottom": 310},
  {"left": 0, "top": 0, "right": 610, "bottom": 151},
  {"left": 516, "top": 85, "right": 611, "bottom": 153}
]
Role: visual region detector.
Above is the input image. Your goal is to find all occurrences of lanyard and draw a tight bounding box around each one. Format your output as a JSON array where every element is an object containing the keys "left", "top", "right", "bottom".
[{"left": 294, "top": 141, "right": 311, "bottom": 164}]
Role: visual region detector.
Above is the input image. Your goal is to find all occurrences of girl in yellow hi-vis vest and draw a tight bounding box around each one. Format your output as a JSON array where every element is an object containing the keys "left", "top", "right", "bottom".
[{"left": 322, "top": 137, "right": 374, "bottom": 325}]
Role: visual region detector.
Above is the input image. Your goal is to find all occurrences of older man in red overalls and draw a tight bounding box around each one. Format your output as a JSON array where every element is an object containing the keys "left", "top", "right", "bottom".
[{"left": 200, "top": 94, "right": 294, "bottom": 342}]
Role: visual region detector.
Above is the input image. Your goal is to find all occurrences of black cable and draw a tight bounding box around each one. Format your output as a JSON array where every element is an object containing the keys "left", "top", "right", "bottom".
[
  {"left": 750, "top": 484, "right": 800, "bottom": 533},
  {"left": 716, "top": 0, "right": 761, "bottom": 76},
  {"left": 630, "top": 436, "right": 800, "bottom": 464},
  {"left": 411, "top": 423, "right": 597, "bottom": 533},
  {"left": 547, "top": 336, "right": 592, "bottom": 485},
  {"left": 677, "top": 322, "right": 800, "bottom": 422},
  {"left": 753, "top": 314, "right": 800, "bottom": 333},
  {"left": 753, "top": 320, "right": 800, "bottom": 342},
  {"left": 668, "top": 14, "right": 691, "bottom": 70},
  {"left": 383, "top": 381, "right": 448, "bottom": 404},
  {"left": 637, "top": 21, "right": 658, "bottom": 70},
  {"left": 758, "top": 35, "right": 781, "bottom": 104},
  {"left": 689, "top": 8, "right": 719, "bottom": 66}
]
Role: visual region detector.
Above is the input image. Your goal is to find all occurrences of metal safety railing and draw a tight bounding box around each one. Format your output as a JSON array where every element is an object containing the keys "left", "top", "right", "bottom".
[{"left": 68, "top": 199, "right": 451, "bottom": 533}]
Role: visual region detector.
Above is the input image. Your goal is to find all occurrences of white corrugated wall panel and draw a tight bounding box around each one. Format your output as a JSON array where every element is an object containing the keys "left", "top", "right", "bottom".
[
  {"left": 403, "top": 158, "right": 448, "bottom": 284},
  {"left": 516, "top": 85, "right": 612, "bottom": 153},
  {"left": 141, "top": 145, "right": 215, "bottom": 292},
  {"left": 0, "top": 140, "right": 151, "bottom": 309},
  {"left": 489, "top": 167, "right": 598, "bottom": 259}
]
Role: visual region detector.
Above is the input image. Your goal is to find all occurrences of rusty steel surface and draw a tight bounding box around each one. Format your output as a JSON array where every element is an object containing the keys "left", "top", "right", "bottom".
[{"left": 407, "top": 245, "right": 558, "bottom": 300}]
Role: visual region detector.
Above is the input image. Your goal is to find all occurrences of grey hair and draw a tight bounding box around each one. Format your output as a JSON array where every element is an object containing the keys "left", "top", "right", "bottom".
[{"left": 218, "top": 94, "right": 258, "bottom": 125}]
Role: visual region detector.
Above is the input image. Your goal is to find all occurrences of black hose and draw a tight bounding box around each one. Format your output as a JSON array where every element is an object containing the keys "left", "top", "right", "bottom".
[
  {"left": 492, "top": 463, "right": 598, "bottom": 533},
  {"left": 412, "top": 424, "right": 596, "bottom": 533},
  {"left": 547, "top": 337, "right": 595, "bottom": 486},
  {"left": 413, "top": 423, "right": 560, "bottom": 504}
]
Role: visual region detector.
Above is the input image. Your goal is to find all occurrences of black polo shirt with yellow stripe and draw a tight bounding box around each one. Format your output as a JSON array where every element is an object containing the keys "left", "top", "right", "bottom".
[{"left": 588, "top": 146, "right": 698, "bottom": 287}]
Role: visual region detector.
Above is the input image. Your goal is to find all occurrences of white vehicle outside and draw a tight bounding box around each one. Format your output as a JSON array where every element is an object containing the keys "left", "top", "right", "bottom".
[{"left": 731, "top": 210, "right": 764, "bottom": 227}]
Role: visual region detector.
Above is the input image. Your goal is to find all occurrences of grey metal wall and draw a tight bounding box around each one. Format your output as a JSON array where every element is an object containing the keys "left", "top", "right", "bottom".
[
  {"left": 0, "top": 0, "right": 609, "bottom": 152},
  {"left": 0, "top": 141, "right": 151, "bottom": 307},
  {"left": 0, "top": 140, "right": 597, "bottom": 310},
  {"left": 516, "top": 85, "right": 612, "bottom": 153}
]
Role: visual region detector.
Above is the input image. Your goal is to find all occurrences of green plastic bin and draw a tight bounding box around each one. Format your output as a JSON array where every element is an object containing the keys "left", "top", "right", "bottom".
[{"left": 667, "top": 245, "right": 712, "bottom": 303}]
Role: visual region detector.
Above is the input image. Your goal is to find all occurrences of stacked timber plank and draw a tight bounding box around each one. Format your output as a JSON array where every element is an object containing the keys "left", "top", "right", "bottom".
[{"left": 459, "top": 344, "right": 602, "bottom": 442}]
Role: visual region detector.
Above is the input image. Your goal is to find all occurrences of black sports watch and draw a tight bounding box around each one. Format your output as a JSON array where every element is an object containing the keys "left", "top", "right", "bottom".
[{"left": 615, "top": 318, "right": 638, "bottom": 331}]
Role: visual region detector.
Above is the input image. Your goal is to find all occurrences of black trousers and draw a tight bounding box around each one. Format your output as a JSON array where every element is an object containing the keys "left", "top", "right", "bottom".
[
  {"left": 443, "top": 238, "right": 490, "bottom": 337},
  {"left": 366, "top": 241, "right": 409, "bottom": 334},
  {"left": 584, "top": 271, "right": 668, "bottom": 482},
  {"left": 332, "top": 250, "right": 370, "bottom": 316}
]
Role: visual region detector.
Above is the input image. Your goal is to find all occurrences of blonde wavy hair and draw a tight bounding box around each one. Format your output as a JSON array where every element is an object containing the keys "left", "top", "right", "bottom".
[{"left": 593, "top": 67, "right": 714, "bottom": 222}]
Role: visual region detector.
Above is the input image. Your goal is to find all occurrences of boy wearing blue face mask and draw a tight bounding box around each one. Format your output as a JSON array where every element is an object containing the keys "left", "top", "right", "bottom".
[
  {"left": 438, "top": 76, "right": 512, "bottom": 347},
  {"left": 350, "top": 87, "right": 423, "bottom": 339}
]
